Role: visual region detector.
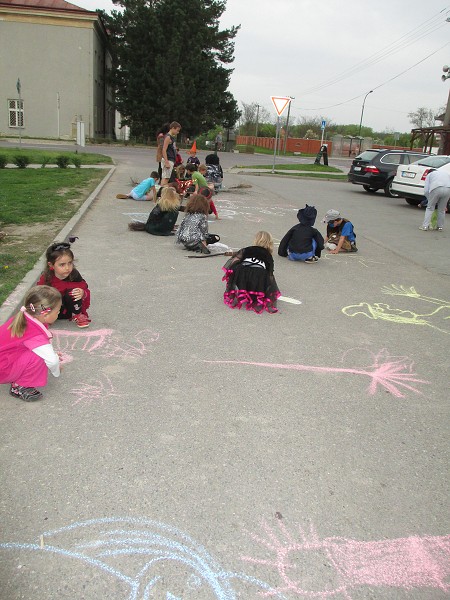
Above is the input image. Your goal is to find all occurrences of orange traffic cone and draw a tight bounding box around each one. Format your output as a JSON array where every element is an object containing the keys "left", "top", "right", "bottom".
[{"left": 189, "top": 140, "right": 197, "bottom": 154}]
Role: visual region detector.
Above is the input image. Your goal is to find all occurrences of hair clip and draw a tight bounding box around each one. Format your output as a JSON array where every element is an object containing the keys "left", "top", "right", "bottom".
[
  {"left": 40, "top": 304, "right": 52, "bottom": 315},
  {"left": 28, "top": 303, "right": 36, "bottom": 313},
  {"left": 53, "top": 243, "right": 71, "bottom": 252}
]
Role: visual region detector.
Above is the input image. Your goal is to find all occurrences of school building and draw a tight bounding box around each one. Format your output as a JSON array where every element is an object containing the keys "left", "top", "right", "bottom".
[{"left": 0, "top": 0, "right": 114, "bottom": 140}]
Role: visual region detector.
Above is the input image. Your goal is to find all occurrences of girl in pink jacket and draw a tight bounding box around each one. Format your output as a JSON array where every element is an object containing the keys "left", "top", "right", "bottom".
[{"left": 0, "top": 286, "right": 62, "bottom": 402}]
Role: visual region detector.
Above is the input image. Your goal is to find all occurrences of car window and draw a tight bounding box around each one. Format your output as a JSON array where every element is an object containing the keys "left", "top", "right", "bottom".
[
  {"left": 411, "top": 156, "right": 450, "bottom": 168},
  {"left": 404, "top": 154, "right": 429, "bottom": 164},
  {"left": 380, "top": 154, "right": 402, "bottom": 165},
  {"left": 355, "top": 150, "right": 380, "bottom": 161}
]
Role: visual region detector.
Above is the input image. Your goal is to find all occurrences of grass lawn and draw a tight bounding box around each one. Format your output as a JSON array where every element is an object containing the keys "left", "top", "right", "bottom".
[
  {"left": 239, "top": 163, "right": 342, "bottom": 173},
  {"left": 0, "top": 147, "right": 112, "bottom": 166},
  {"left": 0, "top": 168, "right": 109, "bottom": 305}
]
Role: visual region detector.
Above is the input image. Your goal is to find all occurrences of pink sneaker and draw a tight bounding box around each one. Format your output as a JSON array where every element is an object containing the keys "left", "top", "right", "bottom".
[{"left": 73, "top": 313, "right": 91, "bottom": 328}]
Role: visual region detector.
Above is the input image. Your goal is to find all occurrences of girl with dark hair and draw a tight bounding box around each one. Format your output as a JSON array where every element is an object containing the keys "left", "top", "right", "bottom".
[{"left": 37, "top": 242, "right": 91, "bottom": 328}]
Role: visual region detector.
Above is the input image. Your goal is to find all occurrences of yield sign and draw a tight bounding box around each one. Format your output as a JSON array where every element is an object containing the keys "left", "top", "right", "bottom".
[{"left": 270, "top": 96, "right": 291, "bottom": 116}]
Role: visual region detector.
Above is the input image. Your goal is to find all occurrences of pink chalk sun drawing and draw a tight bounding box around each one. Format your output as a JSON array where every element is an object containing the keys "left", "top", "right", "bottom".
[
  {"left": 205, "top": 349, "right": 429, "bottom": 398},
  {"left": 242, "top": 520, "right": 450, "bottom": 599}
]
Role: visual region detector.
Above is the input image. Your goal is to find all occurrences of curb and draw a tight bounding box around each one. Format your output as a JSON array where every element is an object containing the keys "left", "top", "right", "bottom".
[{"left": 0, "top": 165, "right": 116, "bottom": 323}]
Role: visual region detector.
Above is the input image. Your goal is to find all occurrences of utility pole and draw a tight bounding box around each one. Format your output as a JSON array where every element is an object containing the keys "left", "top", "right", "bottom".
[
  {"left": 255, "top": 104, "right": 260, "bottom": 143},
  {"left": 283, "top": 97, "right": 294, "bottom": 154},
  {"left": 439, "top": 65, "right": 449, "bottom": 155}
]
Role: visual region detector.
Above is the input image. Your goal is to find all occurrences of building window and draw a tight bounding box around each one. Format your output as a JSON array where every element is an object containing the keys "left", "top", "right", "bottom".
[{"left": 8, "top": 99, "right": 24, "bottom": 128}]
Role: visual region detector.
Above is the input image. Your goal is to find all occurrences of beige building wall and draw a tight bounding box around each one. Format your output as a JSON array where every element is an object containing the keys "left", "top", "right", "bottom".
[{"left": 0, "top": 6, "right": 113, "bottom": 139}]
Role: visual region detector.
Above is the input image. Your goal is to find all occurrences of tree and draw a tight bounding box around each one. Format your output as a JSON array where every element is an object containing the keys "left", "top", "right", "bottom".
[
  {"left": 407, "top": 107, "right": 438, "bottom": 129},
  {"left": 101, "top": 0, "right": 240, "bottom": 139},
  {"left": 239, "top": 102, "right": 272, "bottom": 136}
]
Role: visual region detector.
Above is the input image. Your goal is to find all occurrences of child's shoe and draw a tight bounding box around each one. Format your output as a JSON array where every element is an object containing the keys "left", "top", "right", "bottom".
[
  {"left": 304, "top": 256, "right": 318, "bottom": 263},
  {"left": 73, "top": 313, "right": 91, "bottom": 328},
  {"left": 116, "top": 194, "right": 129, "bottom": 199},
  {"left": 10, "top": 383, "right": 43, "bottom": 402},
  {"left": 418, "top": 226, "right": 430, "bottom": 231}
]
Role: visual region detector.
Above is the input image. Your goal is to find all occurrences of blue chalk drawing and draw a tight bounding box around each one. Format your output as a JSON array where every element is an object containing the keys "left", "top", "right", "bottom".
[{"left": 0, "top": 517, "right": 285, "bottom": 599}]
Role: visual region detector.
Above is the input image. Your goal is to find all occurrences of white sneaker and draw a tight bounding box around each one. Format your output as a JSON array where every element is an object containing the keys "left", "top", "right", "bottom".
[{"left": 418, "top": 226, "right": 430, "bottom": 231}]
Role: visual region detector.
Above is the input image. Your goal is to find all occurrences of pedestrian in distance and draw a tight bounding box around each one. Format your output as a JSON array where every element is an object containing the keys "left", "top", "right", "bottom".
[
  {"left": 419, "top": 168, "right": 450, "bottom": 231},
  {"left": 222, "top": 231, "right": 280, "bottom": 314},
  {"left": 278, "top": 204, "right": 324, "bottom": 263},
  {"left": 0, "top": 285, "right": 62, "bottom": 402},
  {"left": 116, "top": 172, "right": 159, "bottom": 201},
  {"left": 323, "top": 209, "right": 358, "bottom": 253},
  {"left": 37, "top": 242, "right": 91, "bottom": 328}
]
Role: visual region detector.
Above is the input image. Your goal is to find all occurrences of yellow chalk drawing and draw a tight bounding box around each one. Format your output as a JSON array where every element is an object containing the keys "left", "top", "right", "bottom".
[{"left": 342, "top": 285, "right": 450, "bottom": 335}]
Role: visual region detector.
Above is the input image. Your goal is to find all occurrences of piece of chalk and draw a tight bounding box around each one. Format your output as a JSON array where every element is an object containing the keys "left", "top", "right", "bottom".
[{"left": 279, "top": 295, "right": 302, "bottom": 305}]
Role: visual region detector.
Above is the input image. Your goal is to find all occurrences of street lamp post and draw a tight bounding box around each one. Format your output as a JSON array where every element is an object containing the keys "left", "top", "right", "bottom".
[
  {"left": 283, "top": 96, "right": 294, "bottom": 154},
  {"left": 358, "top": 90, "right": 373, "bottom": 153}
]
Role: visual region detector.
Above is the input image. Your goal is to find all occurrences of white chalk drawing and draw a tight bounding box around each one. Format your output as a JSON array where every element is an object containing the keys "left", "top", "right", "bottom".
[
  {"left": 1, "top": 517, "right": 448, "bottom": 599},
  {"left": 0, "top": 517, "right": 281, "bottom": 599}
]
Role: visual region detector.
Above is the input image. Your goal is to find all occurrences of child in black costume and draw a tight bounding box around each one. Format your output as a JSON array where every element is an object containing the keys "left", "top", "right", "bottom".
[
  {"left": 278, "top": 204, "right": 324, "bottom": 263},
  {"left": 222, "top": 231, "right": 280, "bottom": 314}
]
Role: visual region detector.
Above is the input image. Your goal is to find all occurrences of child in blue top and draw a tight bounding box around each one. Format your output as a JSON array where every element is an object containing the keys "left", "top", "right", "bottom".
[
  {"left": 117, "top": 171, "right": 159, "bottom": 201},
  {"left": 322, "top": 209, "right": 357, "bottom": 253}
]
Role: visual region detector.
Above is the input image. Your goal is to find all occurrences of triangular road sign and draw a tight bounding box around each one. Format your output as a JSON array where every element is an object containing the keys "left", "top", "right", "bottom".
[{"left": 270, "top": 96, "right": 291, "bottom": 116}]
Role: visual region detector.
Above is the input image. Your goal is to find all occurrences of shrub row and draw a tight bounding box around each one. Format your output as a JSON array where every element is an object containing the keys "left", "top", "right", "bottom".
[{"left": 0, "top": 155, "right": 82, "bottom": 169}]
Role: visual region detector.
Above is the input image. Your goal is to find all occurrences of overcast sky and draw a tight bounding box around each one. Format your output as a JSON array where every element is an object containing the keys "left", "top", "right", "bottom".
[{"left": 74, "top": 0, "right": 450, "bottom": 133}]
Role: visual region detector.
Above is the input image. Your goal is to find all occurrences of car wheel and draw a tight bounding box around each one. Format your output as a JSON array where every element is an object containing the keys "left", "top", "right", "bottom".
[
  {"left": 384, "top": 178, "right": 400, "bottom": 198},
  {"left": 405, "top": 198, "right": 421, "bottom": 206},
  {"left": 363, "top": 185, "right": 378, "bottom": 193}
]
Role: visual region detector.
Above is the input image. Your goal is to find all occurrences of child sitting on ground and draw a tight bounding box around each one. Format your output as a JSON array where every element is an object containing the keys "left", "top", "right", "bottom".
[
  {"left": 129, "top": 187, "right": 182, "bottom": 236},
  {"left": 116, "top": 171, "right": 159, "bottom": 201},
  {"left": 278, "top": 204, "right": 324, "bottom": 263},
  {"left": 0, "top": 285, "right": 62, "bottom": 401},
  {"left": 322, "top": 209, "right": 357, "bottom": 253},
  {"left": 222, "top": 231, "right": 280, "bottom": 314},
  {"left": 185, "top": 164, "right": 219, "bottom": 218},
  {"left": 176, "top": 194, "right": 219, "bottom": 254},
  {"left": 37, "top": 242, "right": 91, "bottom": 328}
]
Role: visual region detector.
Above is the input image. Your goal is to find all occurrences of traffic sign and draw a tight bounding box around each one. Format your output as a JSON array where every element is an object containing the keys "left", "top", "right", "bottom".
[
  {"left": 321, "top": 120, "right": 326, "bottom": 129},
  {"left": 270, "top": 96, "right": 291, "bottom": 117}
]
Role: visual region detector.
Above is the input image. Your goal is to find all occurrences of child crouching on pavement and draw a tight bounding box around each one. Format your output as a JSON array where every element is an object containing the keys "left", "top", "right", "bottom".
[
  {"left": 323, "top": 209, "right": 358, "bottom": 253},
  {"left": 0, "top": 286, "right": 62, "bottom": 402}
]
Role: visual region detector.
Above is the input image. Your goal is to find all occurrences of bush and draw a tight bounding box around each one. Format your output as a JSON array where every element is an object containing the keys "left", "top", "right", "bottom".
[
  {"left": 235, "top": 145, "right": 255, "bottom": 154},
  {"left": 0, "top": 155, "right": 8, "bottom": 169},
  {"left": 40, "top": 155, "right": 51, "bottom": 168},
  {"left": 13, "top": 155, "right": 30, "bottom": 168},
  {"left": 56, "top": 155, "right": 70, "bottom": 168},
  {"left": 72, "top": 156, "right": 82, "bottom": 169}
]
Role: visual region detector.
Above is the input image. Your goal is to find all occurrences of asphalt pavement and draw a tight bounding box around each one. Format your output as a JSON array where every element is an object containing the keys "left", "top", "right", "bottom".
[{"left": 0, "top": 145, "right": 449, "bottom": 599}]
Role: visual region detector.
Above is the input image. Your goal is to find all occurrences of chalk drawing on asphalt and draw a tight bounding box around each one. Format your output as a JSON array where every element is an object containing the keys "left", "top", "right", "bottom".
[
  {"left": 1, "top": 517, "right": 448, "bottom": 599},
  {"left": 53, "top": 328, "right": 160, "bottom": 362},
  {"left": 71, "top": 374, "right": 121, "bottom": 406},
  {"left": 204, "top": 349, "right": 429, "bottom": 398},
  {"left": 342, "top": 284, "right": 450, "bottom": 335},
  {"left": 242, "top": 519, "right": 450, "bottom": 598},
  {"left": 0, "top": 517, "right": 282, "bottom": 600}
]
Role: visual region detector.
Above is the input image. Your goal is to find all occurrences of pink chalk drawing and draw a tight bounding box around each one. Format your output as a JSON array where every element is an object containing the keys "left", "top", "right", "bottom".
[
  {"left": 71, "top": 374, "right": 121, "bottom": 406},
  {"left": 242, "top": 520, "right": 450, "bottom": 598},
  {"left": 52, "top": 328, "right": 159, "bottom": 362},
  {"left": 204, "top": 349, "right": 429, "bottom": 398}
]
